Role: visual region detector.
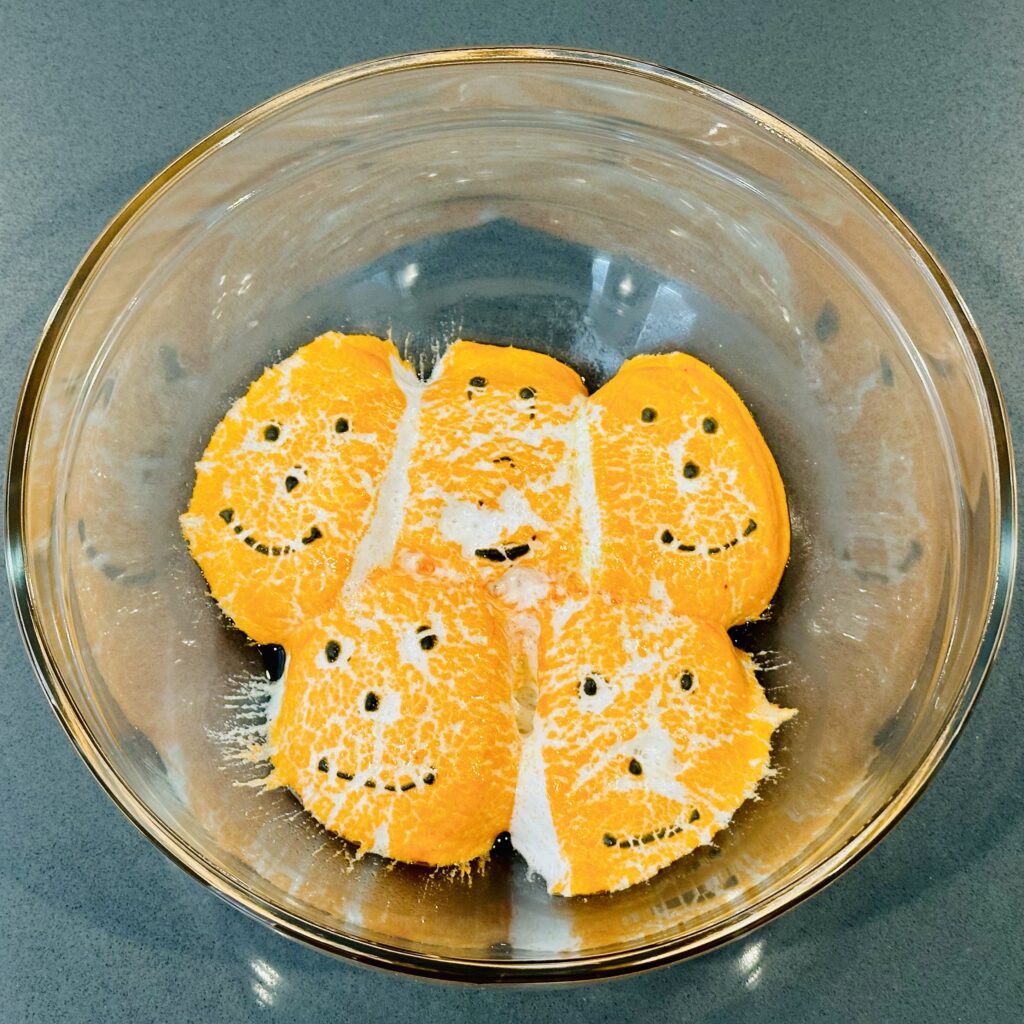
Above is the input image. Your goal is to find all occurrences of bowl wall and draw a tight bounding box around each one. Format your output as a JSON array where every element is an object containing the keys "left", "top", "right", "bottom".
[{"left": 9, "top": 49, "right": 1013, "bottom": 979}]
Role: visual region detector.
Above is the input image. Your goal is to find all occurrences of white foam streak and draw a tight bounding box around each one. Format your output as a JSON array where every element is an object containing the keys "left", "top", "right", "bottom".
[
  {"left": 345, "top": 358, "right": 425, "bottom": 590},
  {"left": 575, "top": 401, "right": 602, "bottom": 580},
  {"left": 510, "top": 722, "right": 570, "bottom": 893},
  {"left": 438, "top": 486, "right": 547, "bottom": 558}
]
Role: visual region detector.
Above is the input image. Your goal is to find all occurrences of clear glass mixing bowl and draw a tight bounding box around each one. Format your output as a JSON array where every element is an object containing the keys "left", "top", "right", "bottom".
[{"left": 5, "top": 48, "right": 1015, "bottom": 981}]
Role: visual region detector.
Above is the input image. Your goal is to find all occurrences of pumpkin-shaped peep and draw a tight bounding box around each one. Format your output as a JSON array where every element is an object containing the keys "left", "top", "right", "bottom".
[
  {"left": 270, "top": 567, "right": 520, "bottom": 865},
  {"left": 181, "top": 333, "right": 409, "bottom": 642},
  {"left": 512, "top": 591, "right": 793, "bottom": 895},
  {"left": 398, "top": 341, "right": 586, "bottom": 582},
  {"left": 589, "top": 352, "right": 789, "bottom": 626}
]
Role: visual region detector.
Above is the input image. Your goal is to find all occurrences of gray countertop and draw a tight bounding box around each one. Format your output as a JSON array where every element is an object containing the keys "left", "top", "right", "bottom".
[{"left": 2, "top": 1, "right": 1022, "bottom": 1020}]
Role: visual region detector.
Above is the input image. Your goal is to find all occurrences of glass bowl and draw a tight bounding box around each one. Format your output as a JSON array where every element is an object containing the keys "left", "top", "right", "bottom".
[{"left": 5, "top": 47, "right": 1015, "bottom": 982}]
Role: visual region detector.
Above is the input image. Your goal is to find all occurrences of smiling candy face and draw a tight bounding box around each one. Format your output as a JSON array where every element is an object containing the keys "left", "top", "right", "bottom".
[
  {"left": 269, "top": 568, "right": 520, "bottom": 866},
  {"left": 511, "top": 592, "right": 793, "bottom": 896},
  {"left": 181, "top": 333, "right": 408, "bottom": 643},
  {"left": 589, "top": 352, "right": 789, "bottom": 626},
  {"left": 399, "top": 341, "right": 587, "bottom": 581}
]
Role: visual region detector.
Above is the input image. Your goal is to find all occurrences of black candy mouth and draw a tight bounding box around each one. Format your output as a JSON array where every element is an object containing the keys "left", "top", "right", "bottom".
[
  {"left": 315, "top": 756, "right": 437, "bottom": 793},
  {"left": 602, "top": 809, "right": 701, "bottom": 850},
  {"left": 218, "top": 507, "right": 322, "bottom": 556},
  {"left": 658, "top": 518, "right": 757, "bottom": 557},
  {"left": 474, "top": 542, "right": 531, "bottom": 563}
]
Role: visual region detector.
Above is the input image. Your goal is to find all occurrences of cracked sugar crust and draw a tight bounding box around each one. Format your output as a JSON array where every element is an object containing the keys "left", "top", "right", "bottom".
[
  {"left": 398, "top": 341, "right": 588, "bottom": 585},
  {"left": 269, "top": 567, "right": 519, "bottom": 866},
  {"left": 511, "top": 591, "right": 794, "bottom": 896},
  {"left": 181, "top": 333, "right": 409, "bottom": 643},
  {"left": 589, "top": 351, "right": 789, "bottom": 627}
]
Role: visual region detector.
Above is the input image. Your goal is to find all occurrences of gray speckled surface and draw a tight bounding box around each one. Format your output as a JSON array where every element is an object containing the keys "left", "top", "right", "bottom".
[{"left": 2, "top": 1, "right": 1022, "bottom": 1020}]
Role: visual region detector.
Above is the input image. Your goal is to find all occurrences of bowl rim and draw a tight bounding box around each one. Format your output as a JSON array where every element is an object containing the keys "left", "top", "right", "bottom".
[{"left": 4, "top": 45, "right": 1017, "bottom": 983}]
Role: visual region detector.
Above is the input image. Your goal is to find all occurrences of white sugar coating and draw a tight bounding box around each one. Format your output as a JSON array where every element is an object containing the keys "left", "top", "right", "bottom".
[
  {"left": 345, "top": 357, "right": 425, "bottom": 591},
  {"left": 574, "top": 671, "right": 617, "bottom": 715},
  {"left": 395, "top": 549, "right": 428, "bottom": 577},
  {"left": 510, "top": 721, "right": 569, "bottom": 891},
  {"left": 488, "top": 565, "right": 550, "bottom": 610},
  {"left": 759, "top": 701, "right": 797, "bottom": 730},
  {"left": 438, "top": 486, "right": 549, "bottom": 558},
  {"left": 368, "top": 688, "right": 403, "bottom": 725},
  {"left": 370, "top": 820, "right": 390, "bottom": 857},
  {"left": 665, "top": 429, "right": 700, "bottom": 492},
  {"left": 395, "top": 618, "right": 445, "bottom": 680},
  {"left": 549, "top": 592, "right": 589, "bottom": 636},
  {"left": 263, "top": 675, "right": 287, "bottom": 731},
  {"left": 606, "top": 696, "right": 690, "bottom": 805},
  {"left": 313, "top": 636, "right": 357, "bottom": 672},
  {"left": 487, "top": 567, "right": 546, "bottom": 730},
  {"left": 575, "top": 401, "right": 603, "bottom": 580}
]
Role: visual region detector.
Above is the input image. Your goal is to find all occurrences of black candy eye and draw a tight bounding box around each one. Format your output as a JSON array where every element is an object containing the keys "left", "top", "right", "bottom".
[
  {"left": 469, "top": 376, "right": 488, "bottom": 388},
  {"left": 628, "top": 758, "right": 643, "bottom": 776},
  {"left": 519, "top": 386, "right": 536, "bottom": 400},
  {"left": 683, "top": 461, "right": 700, "bottom": 478},
  {"left": 702, "top": 417, "right": 718, "bottom": 433},
  {"left": 581, "top": 676, "right": 598, "bottom": 697},
  {"left": 363, "top": 692, "right": 380, "bottom": 712},
  {"left": 335, "top": 417, "right": 349, "bottom": 433},
  {"left": 285, "top": 475, "right": 299, "bottom": 492},
  {"left": 419, "top": 634, "right": 437, "bottom": 651},
  {"left": 679, "top": 671, "right": 694, "bottom": 691},
  {"left": 640, "top": 407, "right": 657, "bottom": 423},
  {"left": 263, "top": 424, "right": 280, "bottom": 441},
  {"left": 325, "top": 640, "right": 341, "bottom": 663}
]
